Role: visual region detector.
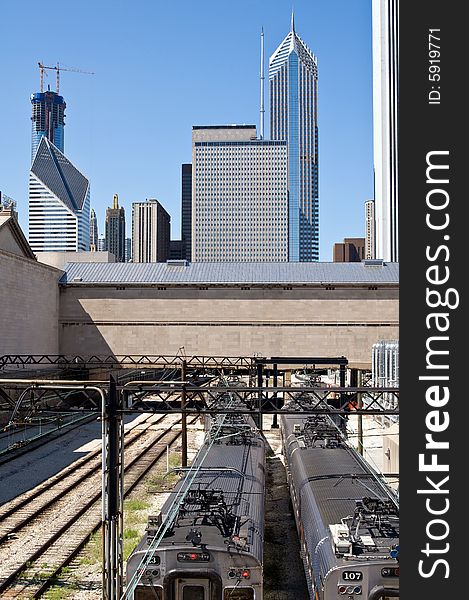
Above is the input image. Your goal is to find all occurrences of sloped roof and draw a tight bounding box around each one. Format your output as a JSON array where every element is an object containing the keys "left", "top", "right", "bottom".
[
  {"left": 60, "top": 261, "right": 399, "bottom": 286},
  {"left": 269, "top": 22, "right": 317, "bottom": 80},
  {"left": 30, "top": 137, "right": 89, "bottom": 213},
  {"left": 0, "top": 213, "right": 36, "bottom": 259}
]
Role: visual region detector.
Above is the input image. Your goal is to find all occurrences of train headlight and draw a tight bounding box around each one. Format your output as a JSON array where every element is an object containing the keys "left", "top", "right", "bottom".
[
  {"left": 381, "top": 567, "right": 399, "bottom": 577},
  {"left": 353, "top": 586, "right": 362, "bottom": 594},
  {"left": 338, "top": 586, "right": 347, "bottom": 594},
  {"left": 241, "top": 569, "right": 250, "bottom": 579},
  {"left": 177, "top": 551, "right": 210, "bottom": 562}
]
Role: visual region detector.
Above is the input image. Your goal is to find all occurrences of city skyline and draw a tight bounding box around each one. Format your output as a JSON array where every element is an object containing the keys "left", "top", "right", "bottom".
[{"left": 0, "top": 0, "right": 373, "bottom": 261}]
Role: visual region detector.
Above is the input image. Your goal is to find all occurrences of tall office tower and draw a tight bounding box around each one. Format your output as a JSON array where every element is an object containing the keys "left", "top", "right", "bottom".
[
  {"left": 192, "top": 125, "right": 288, "bottom": 262},
  {"left": 365, "top": 200, "right": 376, "bottom": 259},
  {"left": 125, "top": 237, "right": 132, "bottom": 262},
  {"left": 269, "top": 14, "right": 319, "bottom": 261},
  {"left": 29, "top": 137, "right": 90, "bottom": 252},
  {"left": 31, "top": 90, "right": 66, "bottom": 161},
  {"left": 181, "top": 164, "right": 192, "bottom": 261},
  {"left": 89, "top": 208, "right": 98, "bottom": 251},
  {"left": 97, "top": 234, "right": 106, "bottom": 252},
  {"left": 105, "top": 194, "right": 126, "bottom": 262},
  {"left": 132, "top": 199, "right": 170, "bottom": 262},
  {"left": 372, "top": 0, "right": 399, "bottom": 262}
]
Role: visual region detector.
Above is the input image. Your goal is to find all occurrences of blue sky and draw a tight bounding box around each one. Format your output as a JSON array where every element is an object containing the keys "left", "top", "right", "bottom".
[{"left": 0, "top": 0, "right": 373, "bottom": 261}]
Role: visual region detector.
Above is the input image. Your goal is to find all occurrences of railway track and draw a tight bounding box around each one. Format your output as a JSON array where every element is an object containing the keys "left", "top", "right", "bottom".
[
  {"left": 0, "top": 413, "right": 98, "bottom": 466},
  {"left": 0, "top": 413, "right": 199, "bottom": 598}
]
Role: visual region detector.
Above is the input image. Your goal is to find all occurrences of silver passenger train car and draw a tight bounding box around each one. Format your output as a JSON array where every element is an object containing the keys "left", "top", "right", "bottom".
[
  {"left": 126, "top": 406, "right": 265, "bottom": 600},
  {"left": 281, "top": 413, "right": 399, "bottom": 600}
]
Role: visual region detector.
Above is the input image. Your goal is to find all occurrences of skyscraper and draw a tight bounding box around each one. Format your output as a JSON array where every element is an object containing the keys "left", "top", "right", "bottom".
[
  {"left": 191, "top": 125, "right": 288, "bottom": 262},
  {"left": 365, "top": 200, "right": 376, "bottom": 260},
  {"left": 181, "top": 164, "right": 192, "bottom": 261},
  {"left": 132, "top": 199, "right": 170, "bottom": 263},
  {"left": 372, "top": 0, "right": 399, "bottom": 262},
  {"left": 31, "top": 90, "right": 66, "bottom": 161},
  {"left": 90, "top": 208, "right": 98, "bottom": 251},
  {"left": 29, "top": 137, "right": 90, "bottom": 252},
  {"left": 269, "top": 14, "right": 319, "bottom": 261},
  {"left": 105, "top": 194, "right": 126, "bottom": 262}
]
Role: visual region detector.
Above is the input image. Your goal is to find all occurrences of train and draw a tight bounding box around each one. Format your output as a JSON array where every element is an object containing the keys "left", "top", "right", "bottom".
[
  {"left": 281, "top": 410, "right": 399, "bottom": 600},
  {"left": 126, "top": 394, "right": 265, "bottom": 600}
]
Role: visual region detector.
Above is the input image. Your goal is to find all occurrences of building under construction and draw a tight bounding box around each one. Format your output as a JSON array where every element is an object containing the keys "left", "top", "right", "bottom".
[{"left": 31, "top": 90, "right": 66, "bottom": 160}]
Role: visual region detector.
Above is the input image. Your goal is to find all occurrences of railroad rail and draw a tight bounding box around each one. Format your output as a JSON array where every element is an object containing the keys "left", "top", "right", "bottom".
[{"left": 0, "top": 413, "right": 198, "bottom": 597}]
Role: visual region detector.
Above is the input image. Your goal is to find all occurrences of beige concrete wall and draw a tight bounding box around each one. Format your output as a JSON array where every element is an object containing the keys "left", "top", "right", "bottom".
[
  {"left": 59, "top": 285, "right": 399, "bottom": 367},
  {"left": 36, "top": 251, "right": 115, "bottom": 270},
  {"left": 0, "top": 250, "right": 61, "bottom": 355}
]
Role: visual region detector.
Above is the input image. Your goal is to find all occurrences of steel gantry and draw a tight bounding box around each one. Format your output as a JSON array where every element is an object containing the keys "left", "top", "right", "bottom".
[{"left": 0, "top": 355, "right": 399, "bottom": 599}]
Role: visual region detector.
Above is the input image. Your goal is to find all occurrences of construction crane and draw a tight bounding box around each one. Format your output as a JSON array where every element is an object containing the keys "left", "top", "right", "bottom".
[{"left": 38, "top": 62, "right": 94, "bottom": 94}]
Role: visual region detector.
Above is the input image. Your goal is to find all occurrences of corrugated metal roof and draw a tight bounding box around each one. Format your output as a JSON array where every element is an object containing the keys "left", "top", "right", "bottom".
[{"left": 60, "top": 261, "right": 399, "bottom": 285}]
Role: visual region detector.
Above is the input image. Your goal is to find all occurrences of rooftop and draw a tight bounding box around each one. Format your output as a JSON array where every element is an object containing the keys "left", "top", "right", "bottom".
[{"left": 60, "top": 261, "right": 399, "bottom": 286}]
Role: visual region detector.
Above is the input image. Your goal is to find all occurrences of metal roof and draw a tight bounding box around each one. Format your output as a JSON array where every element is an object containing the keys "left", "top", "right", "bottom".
[
  {"left": 30, "top": 137, "right": 89, "bottom": 213},
  {"left": 60, "top": 261, "right": 399, "bottom": 285}
]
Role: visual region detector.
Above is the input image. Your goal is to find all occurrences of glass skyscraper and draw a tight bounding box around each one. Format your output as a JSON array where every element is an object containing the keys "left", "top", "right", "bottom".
[
  {"left": 31, "top": 90, "right": 66, "bottom": 161},
  {"left": 269, "top": 15, "right": 319, "bottom": 261},
  {"left": 29, "top": 137, "right": 90, "bottom": 252}
]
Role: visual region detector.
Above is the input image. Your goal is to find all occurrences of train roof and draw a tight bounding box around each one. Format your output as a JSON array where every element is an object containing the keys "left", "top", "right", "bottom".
[{"left": 282, "top": 413, "right": 399, "bottom": 562}]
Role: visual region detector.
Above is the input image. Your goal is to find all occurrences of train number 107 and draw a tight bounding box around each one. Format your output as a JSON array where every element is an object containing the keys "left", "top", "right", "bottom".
[{"left": 342, "top": 571, "right": 363, "bottom": 581}]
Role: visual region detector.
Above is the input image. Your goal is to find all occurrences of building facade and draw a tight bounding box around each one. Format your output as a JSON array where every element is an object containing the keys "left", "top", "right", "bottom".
[
  {"left": 372, "top": 0, "right": 399, "bottom": 262},
  {"left": 365, "top": 200, "right": 376, "bottom": 259},
  {"left": 28, "top": 137, "right": 90, "bottom": 252},
  {"left": 269, "top": 15, "right": 319, "bottom": 261},
  {"left": 191, "top": 125, "right": 288, "bottom": 262},
  {"left": 181, "top": 164, "right": 192, "bottom": 261},
  {"left": 58, "top": 261, "right": 399, "bottom": 369},
  {"left": 105, "top": 194, "right": 126, "bottom": 262},
  {"left": 131, "top": 199, "right": 170, "bottom": 262},
  {"left": 89, "top": 208, "right": 98, "bottom": 251},
  {"left": 31, "top": 90, "right": 66, "bottom": 161},
  {"left": 333, "top": 238, "right": 366, "bottom": 263}
]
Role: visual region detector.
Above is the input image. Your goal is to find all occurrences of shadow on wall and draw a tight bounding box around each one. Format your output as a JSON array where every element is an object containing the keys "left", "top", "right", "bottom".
[{"left": 59, "top": 292, "right": 116, "bottom": 357}]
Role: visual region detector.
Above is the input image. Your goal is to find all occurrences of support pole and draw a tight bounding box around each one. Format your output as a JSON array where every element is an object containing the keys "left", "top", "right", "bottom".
[
  {"left": 181, "top": 359, "right": 188, "bottom": 467},
  {"left": 256, "top": 363, "right": 263, "bottom": 431},
  {"left": 272, "top": 364, "right": 279, "bottom": 428},
  {"left": 103, "top": 375, "right": 123, "bottom": 600},
  {"left": 357, "top": 370, "right": 364, "bottom": 455}
]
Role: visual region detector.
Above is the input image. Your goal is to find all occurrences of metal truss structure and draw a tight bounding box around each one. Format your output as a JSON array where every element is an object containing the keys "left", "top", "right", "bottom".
[{"left": 0, "top": 355, "right": 398, "bottom": 599}]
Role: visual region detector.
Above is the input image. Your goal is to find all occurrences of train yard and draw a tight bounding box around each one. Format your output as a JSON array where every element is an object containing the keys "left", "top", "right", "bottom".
[
  {"left": 0, "top": 414, "right": 199, "bottom": 598},
  {"left": 0, "top": 356, "right": 399, "bottom": 599}
]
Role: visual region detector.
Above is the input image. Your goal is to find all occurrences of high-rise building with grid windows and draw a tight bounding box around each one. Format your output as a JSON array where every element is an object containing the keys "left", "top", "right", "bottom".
[
  {"left": 31, "top": 90, "right": 66, "bottom": 161},
  {"left": 269, "top": 14, "right": 319, "bottom": 261},
  {"left": 28, "top": 137, "right": 90, "bottom": 252},
  {"left": 191, "top": 125, "right": 288, "bottom": 263},
  {"left": 372, "top": 0, "right": 399, "bottom": 262},
  {"left": 131, "top": 199, "right": 170, "bottom": 263},
  {"left": 105, "top": 194, "right": 126, "bottom": 262}
]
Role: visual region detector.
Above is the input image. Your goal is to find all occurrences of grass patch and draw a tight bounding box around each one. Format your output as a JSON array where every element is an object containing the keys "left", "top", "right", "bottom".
[
  {"left": 124, "top": 499, "right": 150, "bottom": 511},
  {"left": 123, "top": 528, "right": 140, "bottom": 539},
  {"left": 79, "top": 531, "right": 102, "bottom": 565}
]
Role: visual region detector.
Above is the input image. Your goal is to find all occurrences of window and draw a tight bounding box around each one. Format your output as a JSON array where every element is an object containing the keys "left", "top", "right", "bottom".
[
  {"left": 183, "top": 586, "right": 205, "bottom": 600},
  {"left": 134, "top": 586, "right": 163, "bottom": 599},
  {"left": 223, "top": 589, "right": 254, "bottom": 600}
]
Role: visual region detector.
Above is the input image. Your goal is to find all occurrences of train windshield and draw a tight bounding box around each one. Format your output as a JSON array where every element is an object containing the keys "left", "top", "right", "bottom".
[
  {"left": 223, "top": 588, "right": 254, "bottom": 599},
  {"left": 134, "top": 585, "right": 163, "bottom": 599},
  {"left": 176, "top": 578, "right": 210, "bottom": 600}
]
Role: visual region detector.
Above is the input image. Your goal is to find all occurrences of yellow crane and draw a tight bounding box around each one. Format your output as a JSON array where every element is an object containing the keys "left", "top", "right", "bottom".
[{"left": 38, "top": 62, "right": 95, "bottom": 94}]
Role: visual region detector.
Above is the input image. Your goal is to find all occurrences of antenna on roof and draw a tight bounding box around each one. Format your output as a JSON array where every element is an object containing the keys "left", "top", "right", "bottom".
[{"left": 259, "top": 27, "right": 265, "bottom": 140}]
